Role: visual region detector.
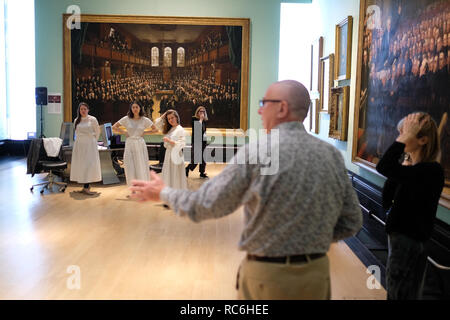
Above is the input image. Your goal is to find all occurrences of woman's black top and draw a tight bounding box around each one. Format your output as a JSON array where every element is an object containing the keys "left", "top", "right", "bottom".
[{"left": 376, "top": 141, "right": 444, "bottom": 242}]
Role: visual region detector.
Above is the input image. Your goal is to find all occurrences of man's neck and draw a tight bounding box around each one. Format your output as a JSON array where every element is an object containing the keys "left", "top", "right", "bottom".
[{"left": 270, "top": 118, "right": 302, "bottom": 131}]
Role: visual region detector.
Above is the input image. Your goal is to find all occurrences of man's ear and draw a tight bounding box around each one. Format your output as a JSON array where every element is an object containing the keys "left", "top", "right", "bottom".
[{"left": 277, "top": 101, "right": 289, "bottom": 118}]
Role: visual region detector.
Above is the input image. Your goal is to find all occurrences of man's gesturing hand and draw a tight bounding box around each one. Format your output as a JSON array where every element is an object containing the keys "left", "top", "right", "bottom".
[{"left": 129, "top": 170, "right": 166, "bottom": 202}]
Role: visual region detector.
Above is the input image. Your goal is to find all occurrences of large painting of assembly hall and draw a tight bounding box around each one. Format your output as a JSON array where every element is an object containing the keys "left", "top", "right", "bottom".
[{"left": 63, "top": 15, "right": 250, "bottom": 131}]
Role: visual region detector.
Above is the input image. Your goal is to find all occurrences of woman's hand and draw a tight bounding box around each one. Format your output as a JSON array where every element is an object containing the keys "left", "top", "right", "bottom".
[
  {"left": 112, "top": 123, "right": 127, "bottom": 136},
  {"left": 114, "top": 129, "right": 127, "bottom": 136},
  {"left": 396, "top": 113, "right": 427, "bottom": 144},
  {"left": 163, "top": 136, "right": 175, "bottom": 146},
  {"left": 150, "top": 125, "right": 158, "bottom": 133}
]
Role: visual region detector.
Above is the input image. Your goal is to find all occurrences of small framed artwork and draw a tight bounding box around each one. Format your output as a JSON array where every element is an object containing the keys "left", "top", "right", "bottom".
[
  {"left": 319, "top": 53, "right": 334, "bottom": 113},
  {"left": 310, "top": 37, "right": 323, "bottom": 99},
  {"left": 335, "top": 16, "right": 353, "bottom": 81},
  {"left": 329, "top": 86, "right": 349, "bottom": 140}
]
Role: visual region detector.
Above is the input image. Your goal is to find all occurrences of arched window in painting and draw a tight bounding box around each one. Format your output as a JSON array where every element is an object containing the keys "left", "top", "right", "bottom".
[
  {"left": 163, "top": 47, "right": 172, "bottom": 67},
  {"left": 151, "top": 47, "right": 159, "bottom": 67},
  {"left": 177, "top": 47, "right": 185, "bottom": 67}
]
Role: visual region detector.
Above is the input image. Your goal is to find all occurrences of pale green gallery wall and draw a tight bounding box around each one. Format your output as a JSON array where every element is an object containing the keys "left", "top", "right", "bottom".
[{"left": 309, "top": 0, "right": 450, "bottom": 223}]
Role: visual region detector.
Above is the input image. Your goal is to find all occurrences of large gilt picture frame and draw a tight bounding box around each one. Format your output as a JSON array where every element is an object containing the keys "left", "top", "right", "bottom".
[
  {"left": 63, "top": 14, "right": 250, "bottom": 132},
  {"left": 352, "top": 0, "right": 450, "bottom": 208}
]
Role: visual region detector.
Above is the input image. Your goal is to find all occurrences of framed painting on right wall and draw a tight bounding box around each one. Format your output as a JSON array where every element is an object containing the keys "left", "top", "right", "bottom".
[{"left": 352, "top": 0, "right": 450, "bottom": 208}]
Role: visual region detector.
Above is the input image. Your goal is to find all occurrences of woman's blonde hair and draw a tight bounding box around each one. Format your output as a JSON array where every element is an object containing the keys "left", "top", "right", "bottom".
[
  {"left": 397, "top": 112, "right": 440, "bottom": 163},
  {"left": 194, "top": 106, "right": 208, "bottom": 121},
  {"left": 163, "top": 109, "right": 180, "bottom": 134}
]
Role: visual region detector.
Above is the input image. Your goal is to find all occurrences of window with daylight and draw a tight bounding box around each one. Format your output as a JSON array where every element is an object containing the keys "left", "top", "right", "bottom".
[
  {"left": 177, "top": 47, "right": 185, "bottom": 67},
  {"left": 0, "top": 0, "right": 36, "bottom": 139},
  {"left": 163, "top": 47, "right": 172, "bottom": 67},
  {"left": 151, "top": 47, "right": 159, "bottom": 67},
  {"left": 279, "top": 2, "right": 317, "bottom": 132}
]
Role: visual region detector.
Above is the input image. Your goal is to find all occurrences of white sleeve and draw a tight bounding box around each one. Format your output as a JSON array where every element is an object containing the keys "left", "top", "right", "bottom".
[
  {"left": 173, "top": 127, "right": 186, "bottom": 149},
  {"left": 154, "top": 117, "right": 164, "bottom": 132},
  {"left": 91, "top": 116, "right": 100, "bottom": 140},
  {"left": 144, "top": 117, "right": 153, "bottom": 129},
  {"left": 118, "top": 116, "right": 128, "bottom": 128},
  {"left": 160, "top": 146, "right": 256, "bottom": 221}
]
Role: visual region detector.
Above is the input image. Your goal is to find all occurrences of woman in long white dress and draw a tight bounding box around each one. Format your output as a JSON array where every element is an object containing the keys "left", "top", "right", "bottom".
[
  {"left": 70, "top": 102, "right": 102, "bottom": 195},
  {"left": 154, "top": 110, "right": 187, "bottom": 191},
  {"left": 112, "top": 101, "right": 157, "bottom": 186}
]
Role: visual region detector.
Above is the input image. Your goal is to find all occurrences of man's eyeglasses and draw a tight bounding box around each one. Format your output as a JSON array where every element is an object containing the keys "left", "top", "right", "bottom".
[{"left": 259, "top": 99, "right": 283, "bottom": 108}]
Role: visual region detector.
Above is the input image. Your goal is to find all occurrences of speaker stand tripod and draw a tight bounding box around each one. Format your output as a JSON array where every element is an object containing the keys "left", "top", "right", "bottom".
[{"left": 39, "top": 104, "right": 46, "bottom": 138}]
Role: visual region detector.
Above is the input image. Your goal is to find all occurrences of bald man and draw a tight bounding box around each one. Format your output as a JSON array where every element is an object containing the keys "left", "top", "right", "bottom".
[{"left": 130, "top": 80, "right": 362, "bottom": 300}]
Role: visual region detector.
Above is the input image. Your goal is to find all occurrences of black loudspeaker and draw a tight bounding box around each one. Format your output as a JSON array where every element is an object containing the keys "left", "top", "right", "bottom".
[{"left": 35, "top": 87, "right": 48, "bottom": 105}]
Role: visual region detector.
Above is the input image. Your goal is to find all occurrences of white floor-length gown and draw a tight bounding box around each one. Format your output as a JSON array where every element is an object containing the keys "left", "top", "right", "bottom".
[
  {"left": 119, "top": 116, "right": 153, "bottom": 185},
  {"left": 155, "top": 117, "right": 187, "bottom": 190},
  {"left": 70, "top": 115, "right": 102, "bottom": 183}
]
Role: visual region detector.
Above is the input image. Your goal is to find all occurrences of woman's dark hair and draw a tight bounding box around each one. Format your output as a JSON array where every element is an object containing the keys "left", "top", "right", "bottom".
[
  {"left": 74, "top": 102, "right": 89, "bottom": 130},
  {"left": 127, "top": 101, "right": 144, "bottom": 118},
  {"left": 163, "top": 109, "right": 180, "bottom": 134}
]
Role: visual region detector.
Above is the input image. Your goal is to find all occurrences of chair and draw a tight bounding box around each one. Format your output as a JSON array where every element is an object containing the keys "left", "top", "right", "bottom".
[{"left": 27, "top": 138, "right": 67, "bottom": 194}]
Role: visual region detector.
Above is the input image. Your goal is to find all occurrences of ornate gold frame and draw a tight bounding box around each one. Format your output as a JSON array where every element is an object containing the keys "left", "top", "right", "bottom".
[{"left": 62, "top": 14, "right": 250, "bottom": 133}]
